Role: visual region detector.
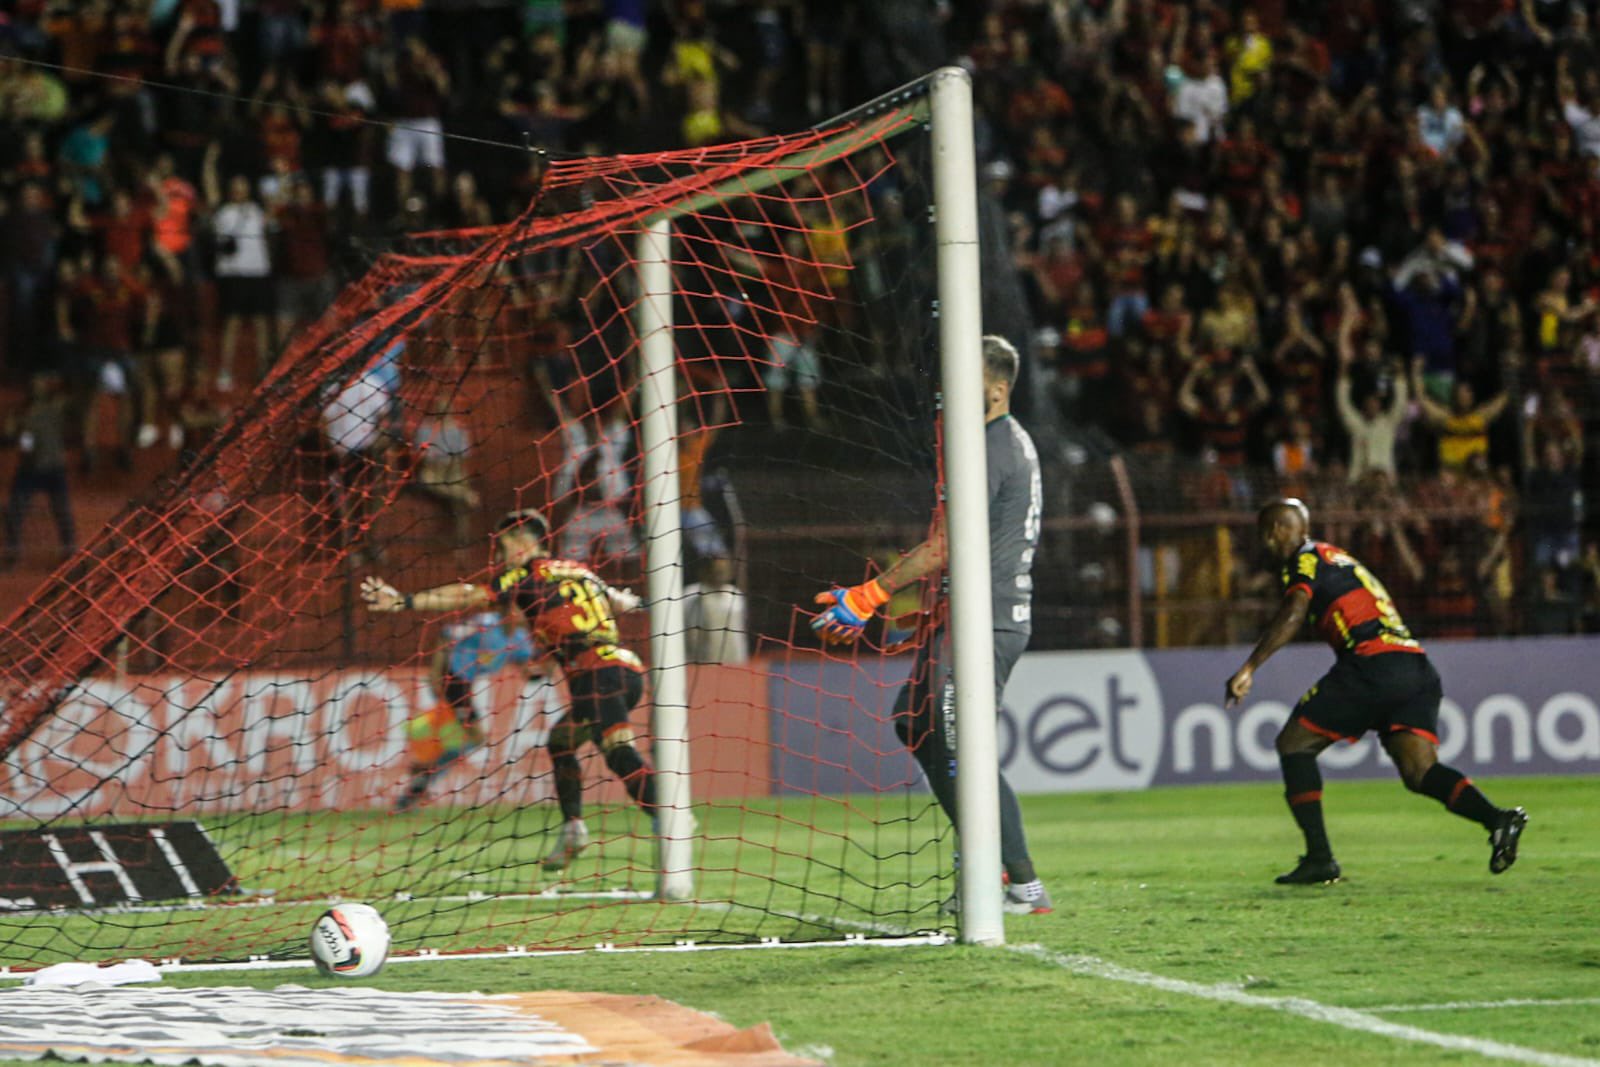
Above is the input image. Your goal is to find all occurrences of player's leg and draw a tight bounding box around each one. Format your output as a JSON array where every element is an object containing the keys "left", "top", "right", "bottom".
[
  {"left": 891, "top": 634, "right": 959, "bottom": 826},
  {"left": 1380, "top": 657, "right": 1527, "bottom": 873},
  {"left": 993, "top": 630, "right": 1049, "bottom": 914},
  {"left": 594, "top": 668, "right": 656, "bottom": 813},
  {"left": 1274, "top": 706, "right": 1341, "bottom": 885},
  {"left": 541, "top": 718, "right": 592, "bottom": 871}
]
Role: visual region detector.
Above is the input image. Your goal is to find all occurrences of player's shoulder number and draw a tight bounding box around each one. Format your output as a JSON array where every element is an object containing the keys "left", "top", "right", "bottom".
[{"left": 495, "top": 566, "right": 530, "bottom": 592}]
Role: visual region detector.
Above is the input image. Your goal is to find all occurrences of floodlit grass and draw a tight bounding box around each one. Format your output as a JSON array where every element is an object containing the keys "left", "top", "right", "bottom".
[{"left": 3, "top": 777, "right": 1596, "bottom": 1066}]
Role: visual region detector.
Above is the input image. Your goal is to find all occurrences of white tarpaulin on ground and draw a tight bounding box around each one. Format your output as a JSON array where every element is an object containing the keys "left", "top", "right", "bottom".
[
  {"left": 0, "top": 982, "right": 822, "bottom": 1067},
  {"left": 0, "top": 984, "right": 594, "bottom": 1066}
]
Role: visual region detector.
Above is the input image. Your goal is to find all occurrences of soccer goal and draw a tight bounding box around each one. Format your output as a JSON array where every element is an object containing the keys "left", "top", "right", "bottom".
[{"left": 0, "top": 67, "right": 1009, "bottom": 969}]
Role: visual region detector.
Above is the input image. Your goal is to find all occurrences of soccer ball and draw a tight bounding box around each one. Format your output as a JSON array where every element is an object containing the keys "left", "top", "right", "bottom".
[{"left": 309, "top": 903, "right": 391, "bottom": 978}]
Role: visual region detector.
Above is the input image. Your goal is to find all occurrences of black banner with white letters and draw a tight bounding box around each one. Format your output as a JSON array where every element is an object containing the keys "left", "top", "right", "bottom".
[{"left": 0, "top": 822, "right": 235, "bottom": 911}]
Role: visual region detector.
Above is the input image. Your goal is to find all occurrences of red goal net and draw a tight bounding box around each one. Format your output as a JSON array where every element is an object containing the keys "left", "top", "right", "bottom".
[{"left": 0, "top": 99, "right": 965, "bottom": 966}]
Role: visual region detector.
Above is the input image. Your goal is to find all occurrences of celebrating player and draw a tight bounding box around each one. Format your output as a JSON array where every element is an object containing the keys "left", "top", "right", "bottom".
[
  {"left": 361, "top": 508, "right": 654, "bottom": 871},
  {"left": 393, "top": 608, "right": 535, "bottom": 813},
  {"left": 1226, "top": 500, "right": 1528, "bottom": 884},
  {"left": 807, "top": 335, "right": 1050, "bottom": 915}
]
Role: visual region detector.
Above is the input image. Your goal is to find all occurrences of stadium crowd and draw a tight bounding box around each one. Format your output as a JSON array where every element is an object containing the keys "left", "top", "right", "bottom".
[
  {"left": 970, "top": 0, "right": 1599, "bottom": 638},
  {"left": 0, "top": 0, "right": 1597, "bottom": 639}
]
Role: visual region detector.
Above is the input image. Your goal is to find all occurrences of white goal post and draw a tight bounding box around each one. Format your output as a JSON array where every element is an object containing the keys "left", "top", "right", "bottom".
[{"left": 635, "top": 68, "right": 1003, "bottom": 940}]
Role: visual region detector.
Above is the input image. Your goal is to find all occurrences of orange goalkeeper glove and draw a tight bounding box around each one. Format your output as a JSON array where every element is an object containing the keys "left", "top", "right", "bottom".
[{"left": 811, "top": 578, "right": 891, "bottom": 645}]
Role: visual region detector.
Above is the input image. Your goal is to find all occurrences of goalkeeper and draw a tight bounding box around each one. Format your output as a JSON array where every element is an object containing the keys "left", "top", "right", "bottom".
[
  {"left": 393, "top": 608, "right": 536, "bottom": 813},
  {"left": 361, "top": 508, "right": 653, "bottom": 871},
  {"left": 808, "top": 335, "right": 1050, "bottom": 915}
]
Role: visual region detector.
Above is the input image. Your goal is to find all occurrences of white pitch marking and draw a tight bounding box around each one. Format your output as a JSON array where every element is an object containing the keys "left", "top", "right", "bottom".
[
  {"left": 1008, "top": 945, "right": 1600, "bottom": 1067},
  {"left": 1362, "top": 998, "right": 1600, "bottom": 1014}
]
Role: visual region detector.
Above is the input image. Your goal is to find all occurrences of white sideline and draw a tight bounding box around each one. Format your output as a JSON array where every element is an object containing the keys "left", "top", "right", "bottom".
[
  {"left": 1361, "top": 998, "right": 1600, "bottom": 1014},
  {"left": 1009, "top": 945, "right": 1600, "bottom": 1067}
]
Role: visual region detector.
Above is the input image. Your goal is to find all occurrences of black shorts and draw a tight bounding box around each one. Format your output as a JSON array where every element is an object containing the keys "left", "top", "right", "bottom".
[
  {"left": 217, "top": 275, "right": 274, "bottom": 317},
  {"left": 1296, "top": 653, "right": 1442, "bottom": 744},
  {"left": 566, "top": 665, "right": 645, "bottom": 742}
]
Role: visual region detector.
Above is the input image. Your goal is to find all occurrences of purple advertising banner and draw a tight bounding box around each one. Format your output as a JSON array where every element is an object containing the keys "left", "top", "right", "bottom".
[{"left": 767, "top": 637, "right": 1600, "bottom": 795}]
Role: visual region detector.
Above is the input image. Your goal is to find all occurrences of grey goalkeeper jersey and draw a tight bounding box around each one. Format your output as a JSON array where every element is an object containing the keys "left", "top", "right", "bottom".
[{"left": 985, "top": 414, "right": 1042, "bottom": 634}]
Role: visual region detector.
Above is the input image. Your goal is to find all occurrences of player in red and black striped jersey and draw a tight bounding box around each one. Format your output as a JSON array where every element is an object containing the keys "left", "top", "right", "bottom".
[
  {"left": 360, "top": 508, "right": 654, "bottom": 873},
  {"left": 1225, "top": 500, "right": 1527, "bottom": 885}
]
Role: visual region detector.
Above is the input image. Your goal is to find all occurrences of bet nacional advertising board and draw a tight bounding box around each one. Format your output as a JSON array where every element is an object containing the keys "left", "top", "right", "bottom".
[{"left": 767, "top": 636, "right": 1600, "bottom": 794}]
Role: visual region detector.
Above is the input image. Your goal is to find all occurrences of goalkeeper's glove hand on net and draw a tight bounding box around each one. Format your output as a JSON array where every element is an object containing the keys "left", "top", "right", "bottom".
[{"left": 811, "top": 578, "right": 890, "bottom": 645}]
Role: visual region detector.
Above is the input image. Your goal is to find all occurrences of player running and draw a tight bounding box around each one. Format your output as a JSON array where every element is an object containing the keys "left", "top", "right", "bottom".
[
  {"left": 393, "top": 608, "right": 535, "bottom": 813},
  {"left": 1226, "top": 499, "right": 1528, "bottom": 885},
  {"left": 361, "top": 508, "right": 655, "bottom": 871},
  {"left": 807, "top": 335, "right": 1050, "bottom": 915}
]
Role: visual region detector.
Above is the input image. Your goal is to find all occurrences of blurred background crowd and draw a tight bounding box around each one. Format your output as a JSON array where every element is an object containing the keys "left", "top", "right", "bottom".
[{"left": 0, "top": 0, "right": 1597, "bottom": 648}]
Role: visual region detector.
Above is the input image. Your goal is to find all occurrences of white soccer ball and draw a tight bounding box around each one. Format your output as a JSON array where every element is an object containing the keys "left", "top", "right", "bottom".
[{"left": 309, "top": 903, "right": 391, "bottom": 978}]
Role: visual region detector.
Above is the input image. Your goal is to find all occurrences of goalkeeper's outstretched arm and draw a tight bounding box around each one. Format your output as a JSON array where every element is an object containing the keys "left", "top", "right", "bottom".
[
  {"left": 810, "top": 515, "right": 947, "bottom": 645},
  {"left": 361, "top": 576, "right": 492, "bottom": 614},
  {"left": 874, "top": 514, "right": 948, "bottom": 596}
]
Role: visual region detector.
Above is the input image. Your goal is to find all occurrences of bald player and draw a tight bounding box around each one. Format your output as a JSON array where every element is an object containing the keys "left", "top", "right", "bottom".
[{"left": 1226, "top": 499, "right": 1528, "bottom": 885}]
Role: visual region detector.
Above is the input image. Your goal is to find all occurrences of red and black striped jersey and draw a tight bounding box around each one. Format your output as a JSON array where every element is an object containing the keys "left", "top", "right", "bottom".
[
  {"left": 1282, "top": 541, "right": 1425, "bottom": 658},
  {"left": 490, "top": 559, "right": 643, "bottom": 674}
]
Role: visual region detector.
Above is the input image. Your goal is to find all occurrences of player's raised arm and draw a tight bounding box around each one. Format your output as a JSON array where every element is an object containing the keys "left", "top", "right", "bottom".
[{"left": 360, "top": 576, "right": 491, "bottom": 613}]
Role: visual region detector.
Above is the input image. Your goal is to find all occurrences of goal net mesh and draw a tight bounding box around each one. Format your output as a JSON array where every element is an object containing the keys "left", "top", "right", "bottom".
[{"left": 0, "top": 102, "right": 962, "bottom": 965}]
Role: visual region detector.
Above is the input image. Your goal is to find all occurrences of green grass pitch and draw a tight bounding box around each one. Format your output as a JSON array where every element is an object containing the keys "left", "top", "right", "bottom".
[{"left": 2, "top": 776, "right": 1595, "bottom": 1066}]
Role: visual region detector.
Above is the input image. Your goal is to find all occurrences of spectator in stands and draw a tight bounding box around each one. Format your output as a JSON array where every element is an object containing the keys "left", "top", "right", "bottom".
[
  {"left": 683, "top": 556, "right": 748, "bottom": 666},
  {"left": 147, "top": 154, "right": 200, "bottom": 285},
  {"left": 322, "top": 341, "right": 401, "bottom": 561},
  {"left": 1525, "top": 440, "right": 1585, "bottom": 573},
  {"left": 131, "top": 263, "right": 186, "bottom": 451},
  {"left": 67, "top": 187, "right": 150, "bottom": 278},
  {"left": 1172, "top": 51, "right": 1228, "bottom": 145},
  {"left": 1581, "top": 543, "right": 1600, "bottom": 633},
  {"left": 411, "top": 414, "right": 480, "bottom": 543},
  {"left": 79, "top": 255, "right": 153, "bottom": 471},
  {"left": 2, "top": 372, "right": 75, "bottom": 568},
  {"left": 1177, "top": 356, "right": 1269, "bottom": 472},
  {"left": 2, "top": 182, "right": 59, "bottom": 368},
  {"left": 274, "top": 176, "right": 334, "bottom": 341},
  {"left": 1335, "top": 331, "right": 1408, "bottom": 483},
  {"left": 314, "top": 80, "right": 376, "bottom": 220},
  {"left": 1423, "top": 547, "right": 1485, "bottom": 639},
  {"left": 1527, "top": 565, "right": 1582, "bottom": 635},
  {"left": 763, "top": 326, "right": 823, "bottom": 433},
  {"left": 204, "top": 145, "right": 274, "bottom": 392},
  {"left": 1392, "top": 268, "right": 1464, "bottom": 401},
  {"left": 1411, "top": 358, "right": 1510, "bottom": 472},
  {"left": 540, "top": 368, "right": 633, "bottom": 530},
  {"left": 383, "top": 36, "right": 450, "bottom": 206},
  {"left": 1272, "top": 416, "right": 1318, "bottom": 493},
  {"left": 557, "top": 450, "right": 638, "bottom": 568}
]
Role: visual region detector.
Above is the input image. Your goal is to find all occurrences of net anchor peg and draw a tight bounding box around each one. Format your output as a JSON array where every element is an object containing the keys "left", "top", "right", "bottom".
[
  {"left": 673, "top": 939, "right": 696, "bottom": 948},
  {"left": 595, "top": 942, "right": 616, "bottom": 952},
  {"left": 844, "top": 933, "right": 867, "bottom": 942}
]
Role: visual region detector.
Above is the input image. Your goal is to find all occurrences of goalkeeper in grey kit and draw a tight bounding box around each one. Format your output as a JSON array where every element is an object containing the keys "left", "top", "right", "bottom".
[{"left": 809, "top": 335, "right": 1051, "bottom": 914}]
